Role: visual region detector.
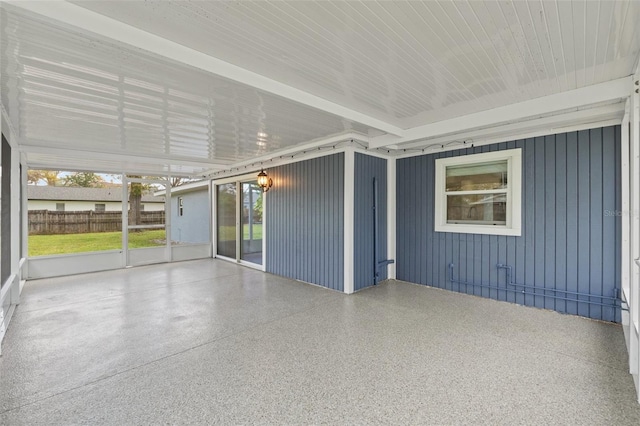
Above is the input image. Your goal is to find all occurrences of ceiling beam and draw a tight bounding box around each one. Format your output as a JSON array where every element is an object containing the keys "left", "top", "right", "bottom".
[
  {"left": 397, "top": 102, "right": 625, "bottom": 150},
  {"left": 369, "top": 77, "right": 632, "bottom": 148},
  {"left": 396, "top": 118, "right": 622, "bottom": 159},
  {"left": 7, "top": 1, "right": 405, "bottom": 137},
  {"left": 222, "top": 132, "right": 366, "bottom": 170},
  {"left": 20, "top": 144, "right": 226, "bottom": 174},
  {"left": 202, "top": 132, "right": 368, "bottom": 177}
]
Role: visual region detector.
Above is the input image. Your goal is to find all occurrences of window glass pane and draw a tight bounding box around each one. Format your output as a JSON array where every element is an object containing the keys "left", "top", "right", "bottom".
[
  {"left": 447, "top": 193, "right": 507, "bottom": 224},
  {"left": 446, "top": 160, "right": 508, "bottom": 191},
  {"left": 216, "top": 183, "right": 236, "bottom": 258},
  {"left": 241, "top": 182, "right": 262, "bottom": 265},
  {"left": 27, "top": 170, "right": 124, "bottom": 256}
]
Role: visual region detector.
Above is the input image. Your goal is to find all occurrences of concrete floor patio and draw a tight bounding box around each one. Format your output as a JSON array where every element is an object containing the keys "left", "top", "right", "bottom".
[{"left": 0, "top": 259, "right": 639, "bottom": 424}]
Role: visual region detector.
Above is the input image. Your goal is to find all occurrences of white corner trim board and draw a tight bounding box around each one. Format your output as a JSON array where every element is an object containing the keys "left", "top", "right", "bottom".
[{"left": 343, "top": 148, "right": 355, "bottom": 294}]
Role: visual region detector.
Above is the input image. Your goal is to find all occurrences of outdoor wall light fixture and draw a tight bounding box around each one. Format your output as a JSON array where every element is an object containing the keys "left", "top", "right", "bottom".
[{"left": 257, "top": 169, "right": 273, "bottom": 192}]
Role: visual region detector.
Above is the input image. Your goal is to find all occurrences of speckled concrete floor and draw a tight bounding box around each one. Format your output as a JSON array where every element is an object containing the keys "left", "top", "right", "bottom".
[{"left": 0, "top": 259, "right": 639, "bottom": 425}]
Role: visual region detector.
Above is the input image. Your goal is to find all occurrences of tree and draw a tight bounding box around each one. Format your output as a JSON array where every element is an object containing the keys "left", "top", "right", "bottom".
[
  {"left": 170, "top": 177, "right": 188, "bottom": 187},
  {"left": 127, "top": 176, "right": 191, "bottom": 229},
  {"left": 253, "top": 190, "right": 263, "bottom": 222},
  {"left": 27, "top": 170, "right": 60, "bottom": 186},
  {"left": 63, "top": 172, "right": 105, "bottom": 188},
  {"left": 128, "top": 176, "right": 148, "bottom": 228}
]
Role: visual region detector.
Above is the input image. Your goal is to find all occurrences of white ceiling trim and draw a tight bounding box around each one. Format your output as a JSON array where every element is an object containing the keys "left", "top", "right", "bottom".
[
  {"left": 20, "top": 144, "right": 226, "bottom": 175},
  {"left": 208, "top": 143, "right": 364, "bottom": 182},
  {"left": 370, "top": 77, "right": 632, "bottom": 148},
  {"left": 397, "top": 102, "right": 625, "bottom": 150},
  {"left": 8, "top": 1, "right": 404, "bottom": 137},
  {"left": 208, "top": 141, "right": 407, "bottom": 183},
  {"left": 395, "top": 117, "right": 623, "bottom": 160},
  {"left": 205, "top": 131, "right": 366, "bottom": 176},
  {"left": 453, "top": 119, "right": 623, "bottom": 149},
  {"left": 208, "top": 98, "right": 626, "bottom": 175}
]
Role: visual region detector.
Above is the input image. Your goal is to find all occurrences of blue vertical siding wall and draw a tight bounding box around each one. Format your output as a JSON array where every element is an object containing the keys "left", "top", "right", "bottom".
[
  {"left": 171, "top": 189, "right": 210, "bottom": 244},
  {"left": 396, "top": 126, "right": 621, "bottom": 322},
  {"left": 266, "top": 153, "right": 344, "bottom": 291},
  {"left": 354, "top": 153, "right": 387, "bottom": 291}
]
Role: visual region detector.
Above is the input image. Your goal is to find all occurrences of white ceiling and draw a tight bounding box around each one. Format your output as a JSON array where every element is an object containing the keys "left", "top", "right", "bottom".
[{"left": 1, "top": 1, "right": 640, "bottom": 176}]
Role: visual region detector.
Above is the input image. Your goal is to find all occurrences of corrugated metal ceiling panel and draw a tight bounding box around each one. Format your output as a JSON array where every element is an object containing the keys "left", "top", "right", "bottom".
[
  {"left": 71, "top": 0, "right": 640, "bottom": 128},
  {"left": 1, "top": 5, "right": 370, "bottom": 175}
]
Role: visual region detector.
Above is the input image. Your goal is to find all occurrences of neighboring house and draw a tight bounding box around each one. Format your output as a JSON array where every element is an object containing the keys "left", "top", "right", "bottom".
[
  {"left": 27, "top": 186, "right": 165, "bottom": 212},
  {"left": 155, "top": 180, "right": 210, "bottom": 244}
]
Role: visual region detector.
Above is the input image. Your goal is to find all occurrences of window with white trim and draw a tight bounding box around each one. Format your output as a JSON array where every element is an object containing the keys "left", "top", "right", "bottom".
[{"left": 434, "top": 148, "right": 522, "bottom": 236}]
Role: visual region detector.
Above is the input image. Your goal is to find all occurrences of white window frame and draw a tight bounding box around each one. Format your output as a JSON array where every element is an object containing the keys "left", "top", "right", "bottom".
[{"left": 434, "top": 148, "right": 522, "bottom": 236}]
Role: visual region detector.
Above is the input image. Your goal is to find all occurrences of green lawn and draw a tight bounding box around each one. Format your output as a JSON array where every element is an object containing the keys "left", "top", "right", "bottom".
[
  {"left": 28, "top": 230, "right": 167, "bottom": 257},
  {"left": 218, "top": 224, "right": 262, "bottom": 241},
  {"left": 30, "top": 225, "right": 261, "bottom": 256}
]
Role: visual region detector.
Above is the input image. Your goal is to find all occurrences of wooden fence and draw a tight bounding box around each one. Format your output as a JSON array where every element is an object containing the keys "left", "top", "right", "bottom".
[{"left": 28, "top": 210, "right": 165, "bottom": 235}]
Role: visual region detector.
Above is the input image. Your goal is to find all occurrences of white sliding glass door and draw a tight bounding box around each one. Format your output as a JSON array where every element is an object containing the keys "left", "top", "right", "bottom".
[{"left": 215, "top": 176, "right": 264, "bottom": 269}]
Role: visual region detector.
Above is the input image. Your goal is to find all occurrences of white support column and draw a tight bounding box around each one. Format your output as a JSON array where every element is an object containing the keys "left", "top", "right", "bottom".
[
  {"left": 10, "top": 141, "right": 20, "bottom": 305},
  {"left": 0, "top": 110, "right": 22, "bottom": 354},
  {"left": 122, "top": 175, "right": 129, "bottom": 267},
  {"left": 165, "top": 181, "right": 172, "bottom": 263},
  {"left": 387, "top": 157, "right": 396, "bottom": 280},
  {"left": 0, "top": 109, "right": 3, "bottom": 289},
  {"left": 344, "top": 147, "right": 355, "bottom": 294},
  {"left": 211, "top": 180, "right": 218, "bottom": 259},
  {"left": 260, "top": 182, "right": 266, "bottom": 272},
  {"left": 209, "top": 180, "right": 215, "bottom": 259},
  {"left": 629, "top": 76, "right": 640, "bottom": 393},
  {"left": 0, "top": 109, "right": 3, "bottom": 356},
  {"left": 622, "top": 109, "right": 631, "bottom": 346},
  {"left": 20, "top": 153, "right": 28, "bottom": 282}
]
